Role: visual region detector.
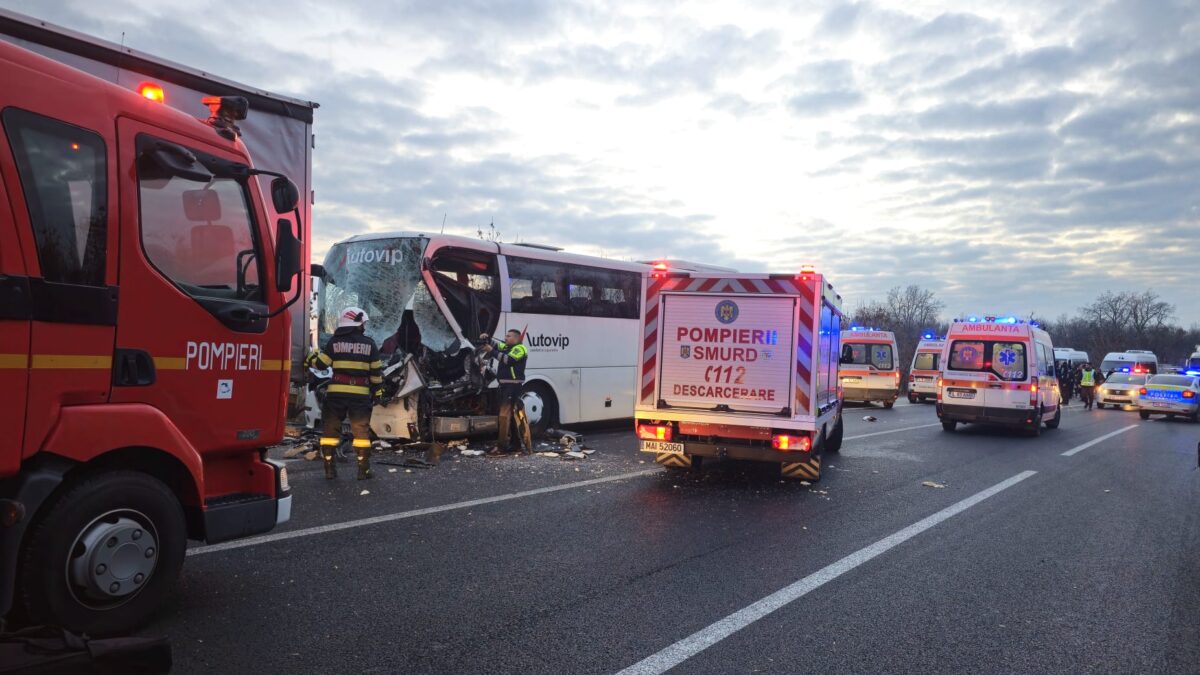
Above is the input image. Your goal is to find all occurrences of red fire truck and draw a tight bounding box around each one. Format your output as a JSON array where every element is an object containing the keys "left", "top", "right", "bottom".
[{"left": 0, "top": 12, "right": 315, "bottom": 634}]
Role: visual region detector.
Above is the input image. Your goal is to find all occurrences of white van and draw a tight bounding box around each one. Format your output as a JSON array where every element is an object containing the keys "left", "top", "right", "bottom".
[
  {"left": 937, "top": 317, "right": 1061, "bottom": 436},
  {"left": 839, "top": 329, "right": 901, "bottom": 408},
  {"left": 1099, "top": 351, "right": 1158, "bottom": 377},
  {"left": 908, "top": 337, "right": 945, "bottom": 403},
  {"left": 1187, "top": 348, "right": 1200, "bottom": 377}
]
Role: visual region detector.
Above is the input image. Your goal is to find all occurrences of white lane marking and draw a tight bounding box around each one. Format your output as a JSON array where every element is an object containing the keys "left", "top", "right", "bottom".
[
  {"left": 1060, "top": 424, "right": 1138, "bottom": 457},
  {"left": 189, "top": 468, "right": 660, "bottom": 556},
  {"left": 844, "top": 422, "right": 943, "bottom": 441},
  {"left": 616, "top": 470, "right": 1038, "bottom": 675}
]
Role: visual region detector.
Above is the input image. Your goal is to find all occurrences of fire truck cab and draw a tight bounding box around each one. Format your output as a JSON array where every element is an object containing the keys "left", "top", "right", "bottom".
[{"left": 0, "top": 29, "right": 308, "bottom": 634}]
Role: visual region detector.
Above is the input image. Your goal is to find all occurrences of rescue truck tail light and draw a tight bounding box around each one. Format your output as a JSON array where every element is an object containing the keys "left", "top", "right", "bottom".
[
  {"left": 637, "top": 424, "right": 673, "bottom": 441},
  {"left": 772, "top": 434, "right": 811, "bottom": 452},
  {"left": 138, "top": 82, "right": 166, "bottom": 103}
]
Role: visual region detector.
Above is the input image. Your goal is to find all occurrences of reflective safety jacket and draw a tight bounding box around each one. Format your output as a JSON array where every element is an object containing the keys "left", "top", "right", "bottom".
[
  {"left": 309, "top": 327, "right": 383, "bottom": 398},
  {"left": 494, "top": 342, "right": 528, "bottom": 385},
  {"left": 1079, "top": 369, "right": 1095, "bottom": 387}
]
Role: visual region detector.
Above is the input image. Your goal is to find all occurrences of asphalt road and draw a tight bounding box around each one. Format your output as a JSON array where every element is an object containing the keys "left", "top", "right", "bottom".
[{"left": 143, "top": 401, "right": 1200, "bottom": 674}]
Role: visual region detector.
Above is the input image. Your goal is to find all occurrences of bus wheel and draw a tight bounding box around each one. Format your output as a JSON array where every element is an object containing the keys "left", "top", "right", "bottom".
[
  {"left": 520, "top": 382, "right": 557, "bottom": 437},
  {"left": 18, "top": 471, "right": 186, "bottom": 636}
]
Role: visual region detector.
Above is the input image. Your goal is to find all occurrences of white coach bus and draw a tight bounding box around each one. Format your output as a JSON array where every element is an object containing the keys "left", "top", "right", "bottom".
[{"left": 315, "top": 231, "right": 658, "bottom": 435}]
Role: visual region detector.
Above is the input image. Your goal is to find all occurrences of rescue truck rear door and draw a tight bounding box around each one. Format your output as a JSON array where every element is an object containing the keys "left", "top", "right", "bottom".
[
  {"left": 111, "top": 117, "right": 286, "bottom": 453},
  {"left": 658, "top": 293, "right": 796, "bottom": 415},
  {"left": 0, "top": 164, "right": 30, "bottom": 470}
]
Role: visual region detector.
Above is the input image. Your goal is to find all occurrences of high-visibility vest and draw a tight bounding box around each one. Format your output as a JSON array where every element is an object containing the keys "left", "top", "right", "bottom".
[{"left": 1080, "top": 370, "right": 1095, "bottom": 386}]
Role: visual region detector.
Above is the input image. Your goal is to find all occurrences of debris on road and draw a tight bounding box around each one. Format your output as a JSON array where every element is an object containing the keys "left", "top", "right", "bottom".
[
  {"left": 800, "top": 481, "right": 811, "bottom": 486},
  {"left": 536, "top": 452, "right": 561, "bottom": 458},
  {"left": 303, "top": 450, "right": 319, "bottom": 461},
  {"left": 863, "top": 415, "right": 878, "bottom": 422},
  {"left": 563, "top": 451, "right": 587, "bottom": 460},
  {"left": 388, "top": 468, "right": 398, "bottom": 473},
  {"left": 359, "top": 490, "right": 370, "bottom": 496},
  {"left": 922, "top": 480, "right": 947, "bottom": 489},
  {"left": 461, "top": 449, "right": 485, "bottom": 457}
]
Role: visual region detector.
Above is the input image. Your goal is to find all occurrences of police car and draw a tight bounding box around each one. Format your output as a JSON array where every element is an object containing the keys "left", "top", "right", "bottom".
[
  {"left": 1136, "top": 374, "right": 1200, "bottom": 423},
  {"left": 1095, "top": 373, "right": 1148, "bottom": 410}
]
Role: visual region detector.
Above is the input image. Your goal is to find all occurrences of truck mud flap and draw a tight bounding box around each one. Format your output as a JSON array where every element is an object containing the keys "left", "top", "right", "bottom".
[
  {"left": 781, "top": 455, "right": 821, "bottom": 481},
  {"left": 655, "top": 453, "right": 692, "bottom": 469}
]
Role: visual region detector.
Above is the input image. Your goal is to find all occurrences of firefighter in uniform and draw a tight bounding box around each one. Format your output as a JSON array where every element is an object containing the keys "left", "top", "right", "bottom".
[
  {"left": 480, "top": 330, "right": 532, "bottom": 455},
  {"left": 307, "top": 307, "right": 383, "bottom": 479}
]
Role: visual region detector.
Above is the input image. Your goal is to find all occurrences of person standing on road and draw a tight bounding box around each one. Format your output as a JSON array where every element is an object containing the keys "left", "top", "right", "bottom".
[
  {"left": 1058, "top": 361, "right": 1075, "bottom": 405},
  {"left": 480, "top": 329, "right": 531, "bottom": 455},
  {"left": 307, "top": 307, "right": 383, "bottom": 480},
  {"left": 1078, "top": 362, "right": 1098, "bottom": 410}
]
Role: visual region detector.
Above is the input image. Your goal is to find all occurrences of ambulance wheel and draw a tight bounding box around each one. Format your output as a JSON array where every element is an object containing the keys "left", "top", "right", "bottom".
[
  {"left": 18, "top": 471, "right": 186, "bottom": 636},
  {"left": 884, "top": 400, "right": 895, "bottom": 409},
  {"left": 1139, "top": 411, "right": 1150, "bottom": 420},
  {"left": 1096, "top": 403, "right": 1105, "bottom": 410},
  {"left": 1026, "top": 412, "right": 1043, "bottom": 437},
  {"left": 520, "top": 382, "right": 557, "bottom": 437},
  {"left": 1045, "top": 406, "right": 1061, "bottom": 429},
  {"left": 941, "top": 420, "right": 957, "bottom": 432},
  {"left": 825, "top": 417, "right": 844, "bottom": 453},
  {"left": 908, "top": 394, "right": 918, "bottom": 404}
]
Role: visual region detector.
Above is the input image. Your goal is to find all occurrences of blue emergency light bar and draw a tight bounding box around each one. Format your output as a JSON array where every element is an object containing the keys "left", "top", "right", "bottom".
[
  {"left": 955, "top": 315, "right": 1030, "bottom": 325},
  {"left": 1187, "top": 369, "right": 1200, "bottom": 376}
]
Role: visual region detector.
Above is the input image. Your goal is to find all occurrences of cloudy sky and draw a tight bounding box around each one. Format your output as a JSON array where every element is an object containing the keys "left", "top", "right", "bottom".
[{"left": 5, "top": 0, "right": 1198, "bottom": 323}]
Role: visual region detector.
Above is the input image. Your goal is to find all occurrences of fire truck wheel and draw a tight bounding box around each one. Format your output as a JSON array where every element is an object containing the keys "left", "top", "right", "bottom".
[
  {"left": 18, "top": 470, "right": 187, "bottom": 636},
  {"left": 520, "top": 382, "right": 557, "bottom": 437},
  {"left": 825, "top": 416, "right": 844, "bottom": 453}
]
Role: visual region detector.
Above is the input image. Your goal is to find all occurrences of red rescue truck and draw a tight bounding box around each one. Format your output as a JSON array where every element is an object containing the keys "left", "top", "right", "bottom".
[
  {"left": 0, "top": 13, "right": 315, "bottom": 634},
  {"left": 634, "top": 265, "right": 846, "bottom": 481}
]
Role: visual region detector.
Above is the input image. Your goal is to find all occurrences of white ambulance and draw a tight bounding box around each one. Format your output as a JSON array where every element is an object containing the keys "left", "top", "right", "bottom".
[
  {"left": 634, "top": 266, "right": 846, "bottom": 481},
  {"left": 936, "top": 316, "right": 1062, "bottom": 436},
  {"left": 908, "top": 335, "right": 945, "bottom": 403},
  {"left": 838, "top": 329, "right": 901, "bottom": 408}
]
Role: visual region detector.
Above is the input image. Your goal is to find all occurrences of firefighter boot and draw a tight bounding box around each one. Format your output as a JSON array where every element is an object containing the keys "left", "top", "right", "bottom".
[
  {"left": 319, "top": 439, "right": 338, "bottom": 479},
  {"left": 353, "top": 439, "right": 373, "bottom": 480}
]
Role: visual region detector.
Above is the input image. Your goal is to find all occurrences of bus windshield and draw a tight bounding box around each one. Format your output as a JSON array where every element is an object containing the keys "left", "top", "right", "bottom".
[{"left": 318, "top": 237, "right": 460, "bottom": 354}]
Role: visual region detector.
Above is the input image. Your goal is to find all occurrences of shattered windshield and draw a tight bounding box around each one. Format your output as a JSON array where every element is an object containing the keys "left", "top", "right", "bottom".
[{"left": 318, "top": 237, "right": 459, "bottom": 353}]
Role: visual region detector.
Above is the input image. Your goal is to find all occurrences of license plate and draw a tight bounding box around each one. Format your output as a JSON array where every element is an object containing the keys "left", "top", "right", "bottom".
[
  {"left": 842, "top": 376, "right": 861, "bottom": 382},
  {"left": 1152, "top": 402, "right": 1172, "bottom": 408},
  {"left": 947, "top": 388, "right": 976, "bottom": 399},
  {"left": 641, "top": 441, "right": 684, "bottom": 454}
]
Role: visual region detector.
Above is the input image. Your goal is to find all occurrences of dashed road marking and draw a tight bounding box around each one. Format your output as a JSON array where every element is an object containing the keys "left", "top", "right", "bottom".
[
  {"left": 1060, "top": 424, "right": 1138, "bottom": 456},
  {"left": 615, "top": 470, "right": 1039, "bottom": 675}
]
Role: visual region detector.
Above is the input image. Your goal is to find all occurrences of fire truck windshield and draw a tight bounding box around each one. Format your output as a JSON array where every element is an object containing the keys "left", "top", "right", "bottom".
[{"left": 318, "top": 237, "right": 459, "bottom": 354}]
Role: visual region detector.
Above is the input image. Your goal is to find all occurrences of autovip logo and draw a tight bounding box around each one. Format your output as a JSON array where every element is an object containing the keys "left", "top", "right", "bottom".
[{"left": 525, "top": 333, "right": 571, "bottom": 351}]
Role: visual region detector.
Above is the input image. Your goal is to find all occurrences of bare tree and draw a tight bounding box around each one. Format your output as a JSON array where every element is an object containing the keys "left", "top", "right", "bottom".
[{"left": 852, "top": 285, "right": 946, "bottom": 380}]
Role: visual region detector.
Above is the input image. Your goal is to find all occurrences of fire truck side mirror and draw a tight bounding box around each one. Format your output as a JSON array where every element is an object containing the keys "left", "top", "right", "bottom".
[
  {"left": 274, "top": 218, "right": 302, "bottom": 292},
  {"left": 270, "top": 176, "right": 300, "bottom": 213}
]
